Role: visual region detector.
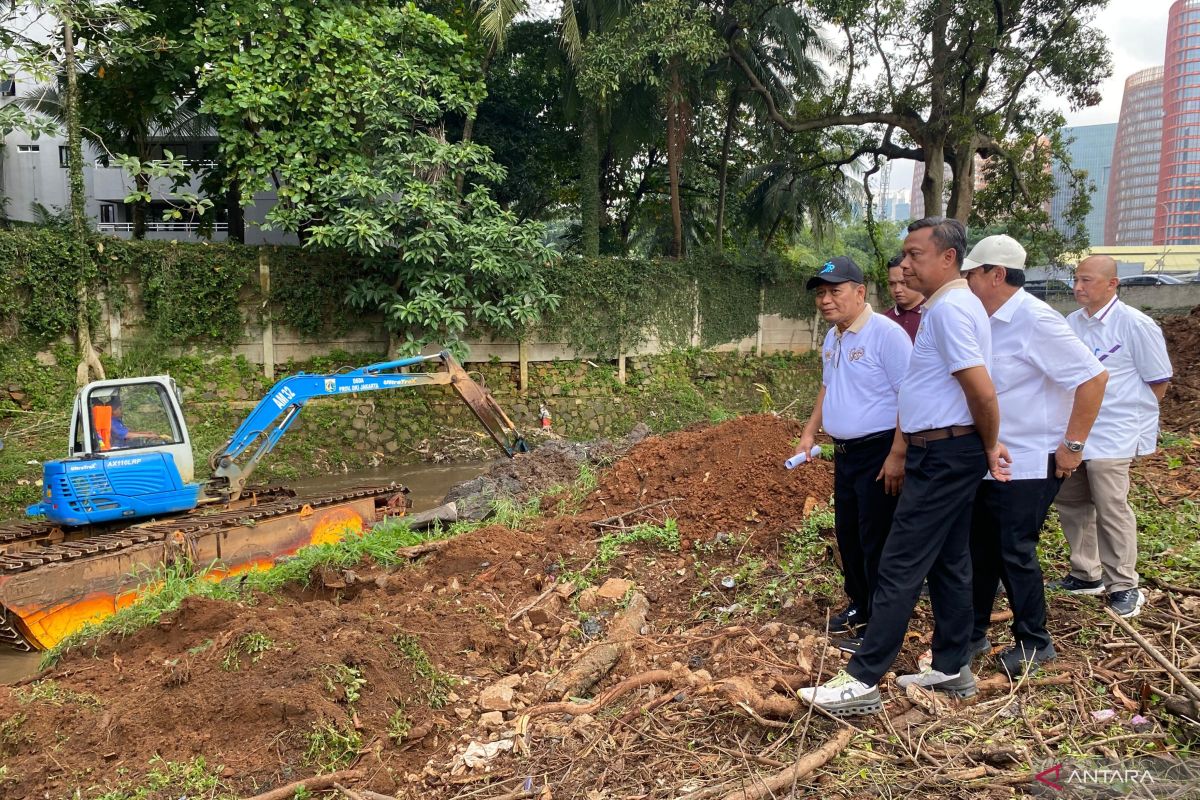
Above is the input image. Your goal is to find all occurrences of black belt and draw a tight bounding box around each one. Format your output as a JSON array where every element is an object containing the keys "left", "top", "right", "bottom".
[
  {"left": 902, "top": 425, "right": 977, "bottom": 448},
  {"left": 831, "top": 429, "right": 895, "bottom": 454}
]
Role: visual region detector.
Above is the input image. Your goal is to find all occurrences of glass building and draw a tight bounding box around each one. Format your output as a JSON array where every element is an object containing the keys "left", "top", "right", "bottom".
[
  {"left": 1106, "top": 67, "right": 1164, "bottom": 246},
  {"left": 1051, "top": 123, "right": 1117, "bottom": 245},
  {"left": 1155, "top": 0, "right": 1200, "bottom": 244}
]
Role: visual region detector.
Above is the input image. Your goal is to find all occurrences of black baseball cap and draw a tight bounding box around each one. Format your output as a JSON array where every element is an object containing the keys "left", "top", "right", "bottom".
[{"left": 806, "top": 256, "right": 865, "bottom": 290}]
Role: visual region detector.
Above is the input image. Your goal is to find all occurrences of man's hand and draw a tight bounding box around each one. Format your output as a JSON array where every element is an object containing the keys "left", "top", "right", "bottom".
[
  {"left": 795, "top": 435, "right": 816, "bottom": 459},
  {"left": 876, "top": 448, "right": 906, "bottom": 495},
  {"left": 1054, "top": 443, "right": 1083, "bottom": 479},
  {"left": 988, "top": 442, "right": 1012, "bottom": 482}
]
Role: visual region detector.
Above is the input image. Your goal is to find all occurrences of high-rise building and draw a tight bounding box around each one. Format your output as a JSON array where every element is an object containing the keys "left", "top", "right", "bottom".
[
  {"left": 1050, "top": 123, "right": 1117, "bottom": 245},
  {"left": 1155, "top": 0, "right": 1200, "bottom": 244},
  {"left": 1106, "top": 67, "right": 1164, "bottom": 246}
]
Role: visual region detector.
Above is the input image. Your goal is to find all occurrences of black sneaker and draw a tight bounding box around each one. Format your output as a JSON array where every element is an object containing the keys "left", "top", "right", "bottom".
[
  {"left": 836, "top": 635, "right": 863, "bottom": 654},
  {"left": 1108, "top": 588, "right": 1146, "bottom": 618},
  {"left": 997, "top": 642, "right": 1057, "bottom": 677},
  {"left": 828, "top": 605, "right": 866, "bottom": 634},
  {"left": 1046, "top": 574, "right": 1104, "bottom": 595}
]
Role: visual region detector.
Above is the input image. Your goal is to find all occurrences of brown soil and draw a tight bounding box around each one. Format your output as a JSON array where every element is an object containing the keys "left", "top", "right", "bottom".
[
  {"left": 0, "top": 415, "right": 836, "bottom": 799},
  {"left": 1161, "top": 304, "right": 1200, "bottom": 433}
]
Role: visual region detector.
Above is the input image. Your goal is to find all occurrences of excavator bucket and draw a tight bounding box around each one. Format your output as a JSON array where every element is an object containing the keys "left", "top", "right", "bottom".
[{"left": 443, "top": 357, "right": 528, "bottom": 456}]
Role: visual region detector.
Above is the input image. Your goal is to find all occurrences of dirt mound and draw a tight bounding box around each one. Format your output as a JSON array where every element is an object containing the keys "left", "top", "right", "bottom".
[
  {"left": 1161, "top": 304, "right": 1200, "bottom": 433},
  {"left": 587, "top": 414, "right": 832, "bottom": 541},
  {"left": 0, "top": 415, "right": 840, "bottom": 798}
]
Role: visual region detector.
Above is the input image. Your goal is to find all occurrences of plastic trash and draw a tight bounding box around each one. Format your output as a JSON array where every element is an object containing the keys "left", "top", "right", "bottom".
[{"left": 785, "top": 445, "right": 823, "bottom": 469}]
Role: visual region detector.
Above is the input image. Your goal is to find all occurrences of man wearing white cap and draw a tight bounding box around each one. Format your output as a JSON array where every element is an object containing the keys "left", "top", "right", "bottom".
[{"left": 962, "top": 235, "right": 1108, "bottom": 674}]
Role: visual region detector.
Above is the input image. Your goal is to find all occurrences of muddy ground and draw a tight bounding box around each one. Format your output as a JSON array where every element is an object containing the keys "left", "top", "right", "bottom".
[
  {"left": 1162, "top": 304, "right": 1200, "bottom": 434},
  {"left": 1, "top": 414, "right": 1198, "bottom": 799}
]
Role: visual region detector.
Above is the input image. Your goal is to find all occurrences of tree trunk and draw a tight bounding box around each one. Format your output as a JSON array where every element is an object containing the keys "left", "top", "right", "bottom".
[
  {"left": 579, "top": 103, "right": 601, "bottom": 257},
  {"left": 946, "top": 138, "right": 976, "bottom": 224},
  {"left": 920, "top": 140, "right": 947, "bottom": 218},
  {"left": 63, "top": 15, "right": 105, "bottom": 386},
  {"left": 665, "top": 62, "right": 686, "bottom": 258},
  {"left": 715, "top": 86, "right": 740, "bottom": 251},
  {"left": 226, "top": 179, "right": 245, "bottom": 243},
  {"left": 455, "top": 41, "right": 497, "bottom": 195},
  {"left": 132, "top": 172, "right": 148, "bottom": 239}
]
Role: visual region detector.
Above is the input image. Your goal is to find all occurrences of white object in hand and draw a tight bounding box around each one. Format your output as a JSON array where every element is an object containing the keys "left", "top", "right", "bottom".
[{"left": 785, "top": 446, "right": 823, "bottom": 469}]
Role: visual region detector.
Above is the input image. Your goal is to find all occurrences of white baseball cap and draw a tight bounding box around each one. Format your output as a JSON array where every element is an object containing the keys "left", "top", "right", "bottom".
[{"left": 962, "top": 234, "right": 1027, "bottom": 271}]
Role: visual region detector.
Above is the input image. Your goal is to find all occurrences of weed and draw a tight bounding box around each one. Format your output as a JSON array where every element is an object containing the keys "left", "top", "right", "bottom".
[
  {"left": 220, "top": 632, "right": 274, "bottom": 671},
  {"left": 571, "top": 462, "right": 599, "bottom": 505},
  {"left": 0, "top": 713, "right": 28, "bottom": 755},
  {"left": 393, "top": 633, "right": 459, "bottom": 708},
  {"left": 14, "top": 679, "right": 100, "bottom": 708},
  {"left": 188, "top": 638, "right": 215, "bottom": 655},
  {"left": 780, "top": 507, "right": 839, "bottom": 601},
  {"left": 303, "top": 722, "right": 362, "bottom": 772},
  {"left": 386, "top": 704, "right": 411, "bottom": 743},
  {"left": 490, "top": 496, "right": 542, "bottom": 529},
  {"left": 322, "top": 663, "right": 367, "bottom": 705},
  {"left": 597, "top": 519, "right": 681, "bottom": 565},
  {"left": 84, "top": 756, "right": 233, "bottom": 800}
]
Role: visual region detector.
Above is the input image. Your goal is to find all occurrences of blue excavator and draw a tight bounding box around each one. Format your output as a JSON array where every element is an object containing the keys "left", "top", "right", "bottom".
[{"left": 26, "top": 351, "right": 527, "bottom": 527}]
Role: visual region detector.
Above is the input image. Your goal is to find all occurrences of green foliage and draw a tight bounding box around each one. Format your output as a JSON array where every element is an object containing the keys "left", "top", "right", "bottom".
[
  {"left": 220, "top": 632, "right": 274, "bottom": 671},
  {"left": 392, "top": 633, "right": 458, "bottom": 708},
  {"left": 597, "top": 519, "right": 681, "bottom": 565},
  {"left": 0, "top": 226, "right": 88, "bottom": 343},
  {"left": 195, "top": 0, "right": 560, "bottom": 355},
  {"left": 781, "top": 506, "right": 839, "bottom": 601},
  {"left": 490, "top": 496, "right": 542, "bottom": 528},
  {"left": 322, "top": 663, "right": 367, "bottom": 705},
  {"left": 302, "top": 721, "right": 362, "bottom": 772},
  {"left": 386, "top": 705, "right": 411, "bottom": 743},
  {"left": 13, "top": 679, "right": 100, "bottom": 708},
  {"left": 85, "top": 756, "right": 233, "bottom": 800}
]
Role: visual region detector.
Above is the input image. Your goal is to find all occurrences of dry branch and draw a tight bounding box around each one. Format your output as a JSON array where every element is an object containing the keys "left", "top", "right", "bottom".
[
  {"left": 1106, "top": 607, "right": 1200, "bottom": 705},
  {"left": 718, "top": 726, "right": 854, "bottom": 800},
  {"left": 241, "top": 770, "right": 365, "bottom": 800},
  {"left": 976, "top": 672, "right": 1073, "bottom": 694},
  {"left": 525, "top": 664, "right": 699, "bottom": 719},
  {"left": 543, "top": 592, "right": 649, "bottom": 699},
  {"left": 589, "top": 498, "right": 681, "bottom": 528}
]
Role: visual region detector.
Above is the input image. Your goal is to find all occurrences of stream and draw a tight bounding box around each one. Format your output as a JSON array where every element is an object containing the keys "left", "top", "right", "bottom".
[{"left": 0, "top": 459, "right": 491, "bottom": 684}]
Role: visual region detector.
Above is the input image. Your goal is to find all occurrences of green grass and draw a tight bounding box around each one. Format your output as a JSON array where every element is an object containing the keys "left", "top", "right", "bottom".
[
  {"left": 490, "top": 495, "right": 543, "bottom": 528},
  {"left": 780, "top": 506, "right": 840, "bottom": 601},
  {"left": 42, "top": 519, "right": 443, "bottom": 669},
  {"left": 13, "top": 679, "right": 100, "bottom": 708},
  {"left": 597, "top": 519, "right": 681, "bottom": 565}
]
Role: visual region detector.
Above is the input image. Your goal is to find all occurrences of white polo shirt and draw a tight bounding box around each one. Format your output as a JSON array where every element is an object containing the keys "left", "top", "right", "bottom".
[
  {"left": 1066, "top": 296, "right": 1172, "bottom": 459},
  {"left": 819, "top": 305, "right": 912, "bottom": 440},
  {"left": 897, "top": 279, "right": 992, "bottom": 433},
  {"left": 989, "top": 290, "right": 1106, "bottom": 480}
]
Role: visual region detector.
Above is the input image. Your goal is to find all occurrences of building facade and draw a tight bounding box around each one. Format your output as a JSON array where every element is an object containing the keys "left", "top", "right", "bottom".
[
  {"left": 1106, "top": 67, "right": 1164, "bottom": 246},
  {"left": 1155, "top": 0, "right": 1200, "bottom": 245},
  {"left": 1051, "top": 123, "right": 1116, "bottom": 245}
]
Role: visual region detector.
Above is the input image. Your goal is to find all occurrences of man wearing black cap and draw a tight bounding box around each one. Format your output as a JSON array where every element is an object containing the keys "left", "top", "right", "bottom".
[{"left": 794, "top": 256, "right": 913, "bottom": 650}]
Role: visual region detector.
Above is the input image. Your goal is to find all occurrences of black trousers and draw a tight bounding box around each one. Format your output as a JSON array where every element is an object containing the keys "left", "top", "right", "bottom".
[
  {"left": 833, "top": 431, "right": 899, "bottom": 619},
  {"left": 847, "top": 433, "right": 987, "bottom": 686},
  {"left": 970, "top": 458, "right": 1063, "bottom": 651}
]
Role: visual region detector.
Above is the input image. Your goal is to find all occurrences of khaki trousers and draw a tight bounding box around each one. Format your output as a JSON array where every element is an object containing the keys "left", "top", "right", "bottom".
[{"left": 1054, "top": 458, "right": 1138, "bottom": 593}]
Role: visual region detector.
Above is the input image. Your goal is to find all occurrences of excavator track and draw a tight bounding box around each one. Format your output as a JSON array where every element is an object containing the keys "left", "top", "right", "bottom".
[{"left": 0, "top": 485, "right": 407, "bottom": 652}]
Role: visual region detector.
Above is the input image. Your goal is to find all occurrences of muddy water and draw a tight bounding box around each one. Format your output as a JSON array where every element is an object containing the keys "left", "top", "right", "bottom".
[{"left": 0, "top": 460, "right": 491, "bottom": 685}]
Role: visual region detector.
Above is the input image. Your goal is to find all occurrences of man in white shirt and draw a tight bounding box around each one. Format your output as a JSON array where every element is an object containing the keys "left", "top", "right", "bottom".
[
  {"left": 800, "top": 217, "right": 1010, "bottom": 716},
  {"left": 1051, "top": 255, "right": 1173, "bottom": 618},
  {"left": 961, "top": 236, "right": 1108, "bottom": 675},
  {"left": 794, "top": 256, "right": 913, "bottom": 649}
]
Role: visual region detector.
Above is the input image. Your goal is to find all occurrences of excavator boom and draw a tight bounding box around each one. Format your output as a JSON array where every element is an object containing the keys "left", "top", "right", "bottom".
[{"left": 208, "top": 351, "right": 525, "bottom": 500}]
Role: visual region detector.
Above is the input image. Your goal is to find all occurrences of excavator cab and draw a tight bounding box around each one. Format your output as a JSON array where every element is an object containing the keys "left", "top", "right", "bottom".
[{"left": 30, "top": 378, "right": 202, "bottom": 526}]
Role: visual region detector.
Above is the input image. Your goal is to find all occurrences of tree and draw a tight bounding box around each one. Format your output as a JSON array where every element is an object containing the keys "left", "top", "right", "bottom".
[
  {"left": 195, "top": 0, "right": 559, "bottom": 355},
  {"left": 730, "top": 0, "right": 1111, "bottom": 223},
  {"left": 2, "top": 1, "right": 151, "bottom": 383}
]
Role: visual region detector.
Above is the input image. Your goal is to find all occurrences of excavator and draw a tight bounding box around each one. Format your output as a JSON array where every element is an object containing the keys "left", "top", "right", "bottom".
[{"left": 0, "top": 351, "right": 526, "bottom": 652}]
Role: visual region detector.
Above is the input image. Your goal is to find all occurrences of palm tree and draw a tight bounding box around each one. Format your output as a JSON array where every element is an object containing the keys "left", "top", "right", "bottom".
[{"left": 712, "top": 1, "right": 829, "bottom": 249}]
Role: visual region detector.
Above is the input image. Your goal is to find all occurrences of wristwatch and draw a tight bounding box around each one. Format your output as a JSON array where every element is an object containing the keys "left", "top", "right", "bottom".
[{"left": 1063, "top": 439, "right": 1085, "bottom": 453}]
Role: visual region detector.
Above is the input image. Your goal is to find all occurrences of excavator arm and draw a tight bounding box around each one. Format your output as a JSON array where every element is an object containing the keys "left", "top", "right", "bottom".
[{"left": 207, "top": 351, "right": 526, "bottom": 501}]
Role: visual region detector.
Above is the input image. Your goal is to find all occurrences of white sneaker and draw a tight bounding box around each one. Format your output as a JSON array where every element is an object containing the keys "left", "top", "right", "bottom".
[
  {"left": 895, "top": 664, "right": 977, "bottom": 698},
  {"left": 798, "top": 669, "right": 883, "bottom": 716}
]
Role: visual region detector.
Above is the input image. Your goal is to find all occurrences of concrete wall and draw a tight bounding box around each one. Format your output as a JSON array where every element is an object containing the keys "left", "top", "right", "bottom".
[{"left": 1046, "top": 283, "right": 1200, "bottom": 318}]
